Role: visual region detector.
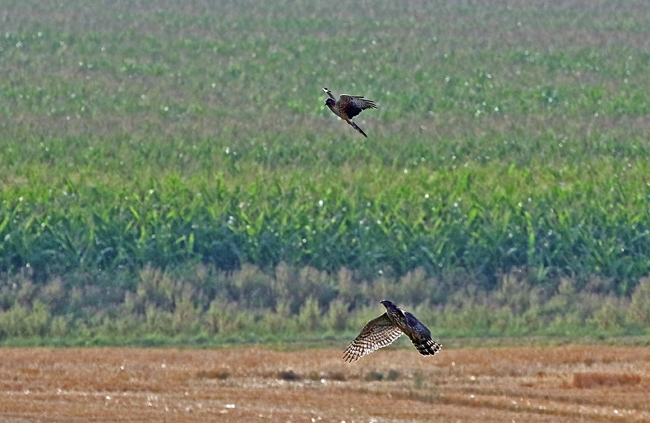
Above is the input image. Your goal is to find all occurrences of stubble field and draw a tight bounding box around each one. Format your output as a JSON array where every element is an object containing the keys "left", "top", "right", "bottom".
[{"left": 1, "top": 345, "right": 649, "bottom": 422}]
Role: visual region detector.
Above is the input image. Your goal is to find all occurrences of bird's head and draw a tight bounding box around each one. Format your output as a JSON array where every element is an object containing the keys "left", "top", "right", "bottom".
[
  {"left": 380, "top": 300, "right": 399, "bottom": 312},
  {"left": 325, "top": 98, "right": 336, "bottom": 107}
]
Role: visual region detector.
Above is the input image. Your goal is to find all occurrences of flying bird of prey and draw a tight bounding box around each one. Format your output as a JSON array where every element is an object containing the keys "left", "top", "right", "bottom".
[
  {"left": 343, "top": 300, "right": 442, "bottom": 363},
  {"left": 323, "top": 87, "right": 377, "bottom": 137}
]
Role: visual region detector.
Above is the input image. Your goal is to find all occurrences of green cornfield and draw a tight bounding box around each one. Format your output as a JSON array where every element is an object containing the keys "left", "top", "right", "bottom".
[{"left": 2, "top": 0, "right": 650, "bottom": 318}]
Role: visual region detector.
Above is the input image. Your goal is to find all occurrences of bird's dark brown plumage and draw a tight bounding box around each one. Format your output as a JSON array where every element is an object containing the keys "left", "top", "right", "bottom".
[{"left": 323, "top": 87, "right": 376, "bottom": 137}]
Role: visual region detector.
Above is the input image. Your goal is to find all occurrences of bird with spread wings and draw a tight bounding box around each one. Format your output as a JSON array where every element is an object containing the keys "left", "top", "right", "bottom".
[
  {"left": 343, "top": 300, "right": 442, "bottom": 363},
  {"left": 323, "top": 87, "right": 377, "bottom": 137}
]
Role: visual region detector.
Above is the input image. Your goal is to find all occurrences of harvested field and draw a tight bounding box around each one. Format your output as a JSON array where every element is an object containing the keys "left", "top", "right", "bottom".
[{"left": 1, "top": 345, "right": 649, "bottom": 422}]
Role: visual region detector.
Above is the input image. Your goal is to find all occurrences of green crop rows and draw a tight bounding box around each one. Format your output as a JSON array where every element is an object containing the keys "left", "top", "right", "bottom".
[{"left": 2, "top": 0, "right": 650, "bottom": 296}]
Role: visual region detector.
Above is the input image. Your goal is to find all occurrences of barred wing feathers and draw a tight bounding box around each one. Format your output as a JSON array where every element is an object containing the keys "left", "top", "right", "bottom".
[{"left": 343, "top": 313, "right": 403, "bottom": 363}]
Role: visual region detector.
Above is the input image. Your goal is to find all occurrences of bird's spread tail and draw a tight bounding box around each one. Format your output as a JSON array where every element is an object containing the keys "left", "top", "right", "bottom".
[
  {"left": 349, "top": 120, "right": 367, "bottom": 137},
  {"left": 415, "top": 339, "right": 442, "bottom": 356}
]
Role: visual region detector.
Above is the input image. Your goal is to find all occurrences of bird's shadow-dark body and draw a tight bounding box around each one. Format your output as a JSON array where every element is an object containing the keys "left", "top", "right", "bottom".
[{"left": 344, "top": 102, "right": 363, "bottom": 118}]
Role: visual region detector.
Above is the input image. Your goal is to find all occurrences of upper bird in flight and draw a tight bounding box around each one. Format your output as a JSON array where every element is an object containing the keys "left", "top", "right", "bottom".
[
  {"left": 323, "top": 87, "right": 377, "bottom": 137},
  {"left": 343, "top": 300, "right": 442, "bottom": 363}
]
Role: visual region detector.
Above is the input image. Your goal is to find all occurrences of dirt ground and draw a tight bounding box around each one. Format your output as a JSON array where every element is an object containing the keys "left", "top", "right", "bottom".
[{"left": 0, "top": 345, "right": 649, "bottom": 422}]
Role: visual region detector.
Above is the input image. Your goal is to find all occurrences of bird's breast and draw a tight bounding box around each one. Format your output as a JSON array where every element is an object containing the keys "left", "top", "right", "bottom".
[{"left": 327, "top": 106, "right": 345, "bottom": 119}]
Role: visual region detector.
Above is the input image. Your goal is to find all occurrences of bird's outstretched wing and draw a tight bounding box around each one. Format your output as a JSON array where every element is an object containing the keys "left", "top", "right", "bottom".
[
  {"left": 404, "top": 312, "right": 442, "bottom": 356},
  {"left": 322, "top": 87, "right": 336, "bottom": 100},
  {"left": 343, "top": 313, "right": 403, "bottom": 362},
  {"left": 336, "top": 94, "right": 377, "bottom": 118}
]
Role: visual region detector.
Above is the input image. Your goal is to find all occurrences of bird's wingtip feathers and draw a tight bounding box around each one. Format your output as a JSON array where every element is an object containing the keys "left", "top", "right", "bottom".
[
  {"left": 342, "top": 344, "right": 363, "bottom": 363},
  {"left": 415, "top": 340, "right": 443, "bottom": 356}
]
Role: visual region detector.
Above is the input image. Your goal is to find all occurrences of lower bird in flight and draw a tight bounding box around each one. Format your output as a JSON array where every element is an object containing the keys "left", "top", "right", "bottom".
[
  {"left": 323, "top": 87, "right": 376, "bottom": 137},
  {"left": 343, "top": 300, "right": 442, "bottom": 363}
]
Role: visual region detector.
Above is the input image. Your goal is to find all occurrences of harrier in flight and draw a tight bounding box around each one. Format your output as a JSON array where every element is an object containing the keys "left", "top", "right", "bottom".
[
  {"left": 323, "top": 87, "right": 377, "bottom": 137},
  {"left": 343, "top": 300, "right": 442, "bottom": 362}
]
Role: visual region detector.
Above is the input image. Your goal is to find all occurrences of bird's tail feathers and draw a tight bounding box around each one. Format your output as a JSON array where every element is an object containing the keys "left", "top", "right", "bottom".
[
  {"left": 415, "top": 339, "right": 442, "bottom": 356},
  {"left": 349, "top": 120, "right": 368, "bottom": 137}
]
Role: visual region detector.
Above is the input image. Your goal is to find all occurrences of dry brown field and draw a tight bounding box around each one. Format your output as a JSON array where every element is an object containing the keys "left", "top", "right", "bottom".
[{"left": 1, "top": 345, "right": 649, "bottom": 422}]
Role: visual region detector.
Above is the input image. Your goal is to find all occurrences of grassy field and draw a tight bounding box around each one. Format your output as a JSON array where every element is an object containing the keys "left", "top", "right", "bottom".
[
  {"left": 2, "top": 0, "right": 650, "bottom": 285},
  {"left": 1, "top": 345, "right": 649, "bottom": 422}
]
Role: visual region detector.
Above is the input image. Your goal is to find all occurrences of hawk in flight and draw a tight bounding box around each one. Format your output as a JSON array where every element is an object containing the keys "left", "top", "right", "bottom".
[
  {"left": 343, "top": 300, "right": 442, "bottom": 363},
  {"left": 323, "top": 87, "right": 377, "bottom": 137}
]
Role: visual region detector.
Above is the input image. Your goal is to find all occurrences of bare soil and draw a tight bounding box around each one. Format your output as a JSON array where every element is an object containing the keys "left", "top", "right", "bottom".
[{"left": 1, "top": 345, "right": 649, "bottom": 422}]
